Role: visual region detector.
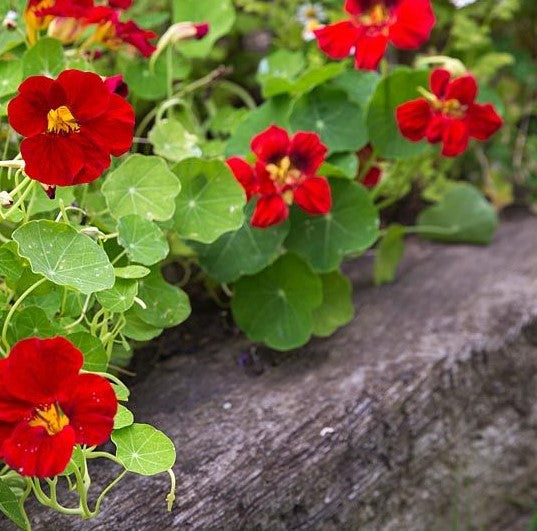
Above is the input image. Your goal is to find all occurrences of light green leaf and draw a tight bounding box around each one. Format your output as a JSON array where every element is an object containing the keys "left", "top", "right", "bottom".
[
  {"left": 417, "top": 184, "right": 498, "bottom": 244},
  {"left": 13, "top": 220, "right": 115, "bottom": 294},
  {"left": 22, "top": 37, "right": 65, "bottom": 77},
  {"left": 117, "top": 215, "right": 169, "bottom": 266},
  {"left": 285, "top": 180, "right": 380, "bottom": 272},
  {"left": 231, "top": 253, "right": 322, "bottom": 351},
  {"left": 114, "top": 265, "right": 151, "bottom": 279},
  {"left": 290, "top": 86, "right": 367, "bottom": 153},
  {"left": 173, "top": 0, "right": 236, "bottom": 58},
  {"left": 133, "top": 269, "right": 191, "bottom": 328},
  {"left": 102, "top": 155, "right": 181, "bottom": 221},
  {"left": 149, "top": 119, "right": 201, "bottom": 162},
  {"left": 367, "top": 67, "right": 430, "bottom": 159},
  {"left": 123, "top": 310, "right": 163, "bottom": 341},
  {"left": 114, "top": 405, "right": 134, "bottom": 430},
  {"left": 9, "top": 306, "right": 57, "bottom": 344},
  {"left": 172, "top": 158, "right": 245, "bottom": 243},
  {"left": 0, "top": 60, "right": 22, "bottom": 98},
  {"left": 373, "top": 224, "right": 405, "bottom": 286},
  {"left": 312, "top": 271, "right": 354, "bottom": 337},
  {"left": 0, "top": 478, "right": 27, "bottom": 530},
  {"left": 190, "top": 200, "right": 289, "bottom": 283},
  {"left": 331, "top": 69, "right": 380, "bottom": 107},
  {"left": 27, "top": 186, "right": 75, "bottom": 216},
  {"left": 96, "top": 278, "right": 138, "bottom": 313},
  {"left": 67, "top": 332, "right": 108, "bottom": 372},
  {"left": 112, "top": 423, "right": 176, "bottom": 475}
]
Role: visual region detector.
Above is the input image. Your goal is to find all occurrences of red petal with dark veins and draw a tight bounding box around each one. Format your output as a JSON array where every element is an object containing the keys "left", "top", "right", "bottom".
[
  {"left": 389, "top": 0, "right": 436, "bottom": 49},
  {"left": 251, "top": 125, "right": 290, "bottom": 165},
  {"left": 445, "top": 74, "right": 478, "bottom": 106},
  {"left": 251, "top": 195, "right": 289, "bottom": 228},
  {"left": 294, "top": 177, "right": 332, "bottom": 215},
  {"left": 466, "top": 103, "right": 503, "bottom": 141},
  {"left": 227, "top": 157, "right": 258, "bottom": 199},
  {"left": 430, "top": 68, "right": 451, "bottom": 99},
  {"left": 289, "top": 132, "right": 327, "bottom": 176},
  {"left": 314, "top": 20, "right": 361, "bottom": 60},
  {"left": 441, "top": 118, "right": 469, "bottom": 157},
  {"left": 396, "top": 98, "right": 432, "bottom": 141}
]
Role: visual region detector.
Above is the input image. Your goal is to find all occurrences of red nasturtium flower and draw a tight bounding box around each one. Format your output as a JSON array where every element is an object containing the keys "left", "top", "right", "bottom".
[
  {"left": 396, "top": 68, "right": 503, "bottom": 157},
  {"left": 7, "top": 69, "right": 135, "bottom": 190},
  {"left": 314, "top": 0, "right": 436, "bottom": 70},
  {"left": 0, "top": 337, "right": 117, "bottom": 478},
  {"left": 227, "top": 125, "right": 331, "bottom": 228},
  {"left": 357, "top": 144, "right": 382, "bottom": 187}
]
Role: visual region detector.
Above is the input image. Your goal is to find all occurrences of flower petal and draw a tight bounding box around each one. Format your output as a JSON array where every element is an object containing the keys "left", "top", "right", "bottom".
[
  {"left": 2, "top": 422, "right": 75, "bottom": 478},
  {"left": 344, "top": 0, "right": 365, "bottom": 16},
  {"left": 354, "top": 32, "right": 389, "bottom": 70},
  {"left": 4, "top": 337, "right": 83, "bottom": 405},
  {"left": 362, "top": 166, "right": 382, "bottom": 187},
  {"left": 62, "top": 374, "right": 117, "bottom": 446},
  {"left": 289, "top": 132, "right": 327, "bottom": 175},
  {"left": 294, "top": 177, "right": 332, "bottom": 215},
  {"left": 251, "top": 195, "right": 289, "bottom": 227},
  {"left": 83, "top": 93, "right": 135, "bottom": 157},
  {"left": 441, "top": 118, "right": 469, "bottom": 157},
  {"left": 7, "top": 76, "right": 56, "bottom": 137},
  {"left": 251, "top": 125, "right": 290, "bottom": 165},
  {"left": 430, "top": 68, "right": 451, "bottom": 99},
  {"left": 445, "top": 74, "right": 478, "bottom": 106},
  {"left": 314, "top": 20, "right": 361, "bottom": 60},
  {"left": 425, "top": 114, "right": 446, "bottom": 144},
  {"left": 389, "top": 0, "right": 436, "bottom": 49},
  {"left": 21, "top": 134, "right": 85, "bottom": 187},
  {"left": 56, "top": 70, "right": 111, "bottom": 121},
  {"left": 466, "top": 103, "right": 503, "bottom": 141},
  {"left": 226, "top": 157, "right": 258, "bottom": 199},
  {"left": 396, "top": 98, "right": 432, "bottom": 141},
  {"left": 0, "top": 361, "right": 33, "bottom": 423}
]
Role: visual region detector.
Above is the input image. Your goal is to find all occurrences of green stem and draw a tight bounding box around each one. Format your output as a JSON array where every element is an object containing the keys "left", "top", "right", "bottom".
[
  {"left": 216, "top": 80, "right": 257, "bottom": 110},
  {"left": 91, "top": 470, "right": 128, "bottom": 515},
  {"left": 2, "top": 178, "right": 35, "bottom": 220},
  {"left": 84, "top": 450, "right": 124, "bottom": 466},
  {"left": 1, "top": 277, "right": 47, "bottom": 352}
]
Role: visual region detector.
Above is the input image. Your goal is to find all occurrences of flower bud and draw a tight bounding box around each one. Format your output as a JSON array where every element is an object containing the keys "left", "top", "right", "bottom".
[
  {"left": 47, "top": 17, "right": 85, "bottom": 44},
  {"left": 2, "top": 10, "right": 17, "bottom": 30},
  {"left": 0, "top": 191, "right": 13, "bottom": 207}
]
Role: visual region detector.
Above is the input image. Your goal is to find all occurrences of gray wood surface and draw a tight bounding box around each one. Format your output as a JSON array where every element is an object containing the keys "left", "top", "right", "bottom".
[{"left": 25, "top": 211, "right": 537, "bottom": 530}]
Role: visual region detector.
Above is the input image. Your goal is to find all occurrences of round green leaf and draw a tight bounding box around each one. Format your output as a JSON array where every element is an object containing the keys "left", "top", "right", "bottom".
[
  {"left": 96, "top": 278, "right": 138, "bottom": 313},
  {"left": 312, "top": 271, "right": 354, "bottom": 337},
  {"left": 173, "top": 0, "right": 236, "bottom": 58},
  {"left": 114, "top": 265, "right": 151, "bottom": 279},
  {"left": 285, "top": 180, "right": 380, "bottom": 272},
  {"left": 117, "top": 215, "right": 169, "bottom": 266},
  {"left": 172, "top": 158, "right": 246, "bottom": 243},
  {"left": 190, "top": 200, "right": 289, "bottom": 283},
  {"left": 0, "top": 60, "right": 22, "bottom": 98},
  {"left": 114, "top": 405, "right": 134, "bottom": 430},
  {"left": 67, "top": 332, "right": 108, "bottom": 372},
  {"left": 133, "top": 269, "right": 191, "bottom": 328},
  {"left": 102, "top": 155, "right": 181, "bottom": 221},
  {"left": 417, "top": 184, "right": 498, "bottom": 244},
  {"left": 13, "top": 220, "right": 115, "bottom": 294},
  {"left": 331, "top": 69, "right": 380, "bottom": 107},
  {"left": 367, "top": 67, "right": 430, "bottom": 159},
  {"left": 231, "top": 253, "right": 322, "bottom": 351},
  {"left": 123, "top": 310, "right": 163, "bottom": 341},
  {"left": 149, "top": 119, "right": 201, "bottom": 162},
  {"left": 0, "top": 479, "right": 27, "bottom": 530},
  {"left": 22, "top": 37, "right": 65, "bottom": 77},
  {"left": 290, "top": 86, "right": 367, "bottom": 153},
  {"left": 112, "top": 423, "right": 176, "bottom": 476},
  {"left": 373, "top": 223, "right": 405, "bottom": 286},
  {"left": 9, "top": 306, "right": 57, "bottom": 344}
]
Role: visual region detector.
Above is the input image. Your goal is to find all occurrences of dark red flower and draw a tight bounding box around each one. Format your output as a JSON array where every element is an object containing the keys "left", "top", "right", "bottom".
[
  {"left": 396, "top": 68, "right": 503, "bottom": 157},
  {"left": 85, "top": 6, "right": 157, "bottom": 57},
  {"left": 314, "top": 0, "right": 435, "bottom": 70},
  {"left": 104, "top": 74, "right": 129, "bottom": 98},
  {"left": 0, "top": 337, "right": 117, "bottom": 478},
  {"left": 8, "top": 69, "right": 134, "bottom": 188},
  {"left": 107, "top": 0, "right": 131, "bottom": 9},
  {"left": 227, "top": 125, "right": 331, "bottom": 228},
  {"left": 357, "top": 144, "right": 382, "bottom": 187}
]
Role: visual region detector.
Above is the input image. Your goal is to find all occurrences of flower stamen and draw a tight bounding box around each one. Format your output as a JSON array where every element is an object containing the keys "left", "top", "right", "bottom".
[
  {"left": 29, "top": 403, "right": 70, "bottom": 436},
  {"left": 266, "top": 156, "right": 302, "bottom": 186},
  {"left": 47, "top": 105, "right": 80, "bottom": 134}
]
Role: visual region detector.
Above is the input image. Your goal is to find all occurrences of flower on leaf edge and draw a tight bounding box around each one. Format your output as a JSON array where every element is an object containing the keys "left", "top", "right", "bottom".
[
  {"left": 0, "top": 337, "right": 117, "bottom": 478},
  {"left": 227, "top": 125, "right": 332, "bottom": 228},
  {"left": 395, "top": 68, "right": 503, "bottom": 157}
]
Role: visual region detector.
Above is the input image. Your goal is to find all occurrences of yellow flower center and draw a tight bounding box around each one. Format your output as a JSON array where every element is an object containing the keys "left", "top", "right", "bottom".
[
  {"left": 434, "top": 98, "right": 466, "bottom": 119},
  {"left": 360, "top": 3, "right": 390, "bottom": 25},
  {"left": 47, "top": 105, "right": 80, "bottom": 134},
  {"left": 29, "top": 403, "right": 70, "bottom": 436},
  {"left": 266, "top": 156, "right": 302, "bottom": 187}
]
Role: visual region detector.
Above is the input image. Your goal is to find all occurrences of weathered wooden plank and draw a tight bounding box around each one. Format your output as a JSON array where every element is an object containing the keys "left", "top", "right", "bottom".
[{"left": 25, "top": 211, "right": 537, "bottom": 530}]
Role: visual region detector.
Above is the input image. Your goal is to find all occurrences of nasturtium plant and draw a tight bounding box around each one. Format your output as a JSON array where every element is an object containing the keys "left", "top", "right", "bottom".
[{"left": 0, "top": 0, "right": 520, "bottom": 526}]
